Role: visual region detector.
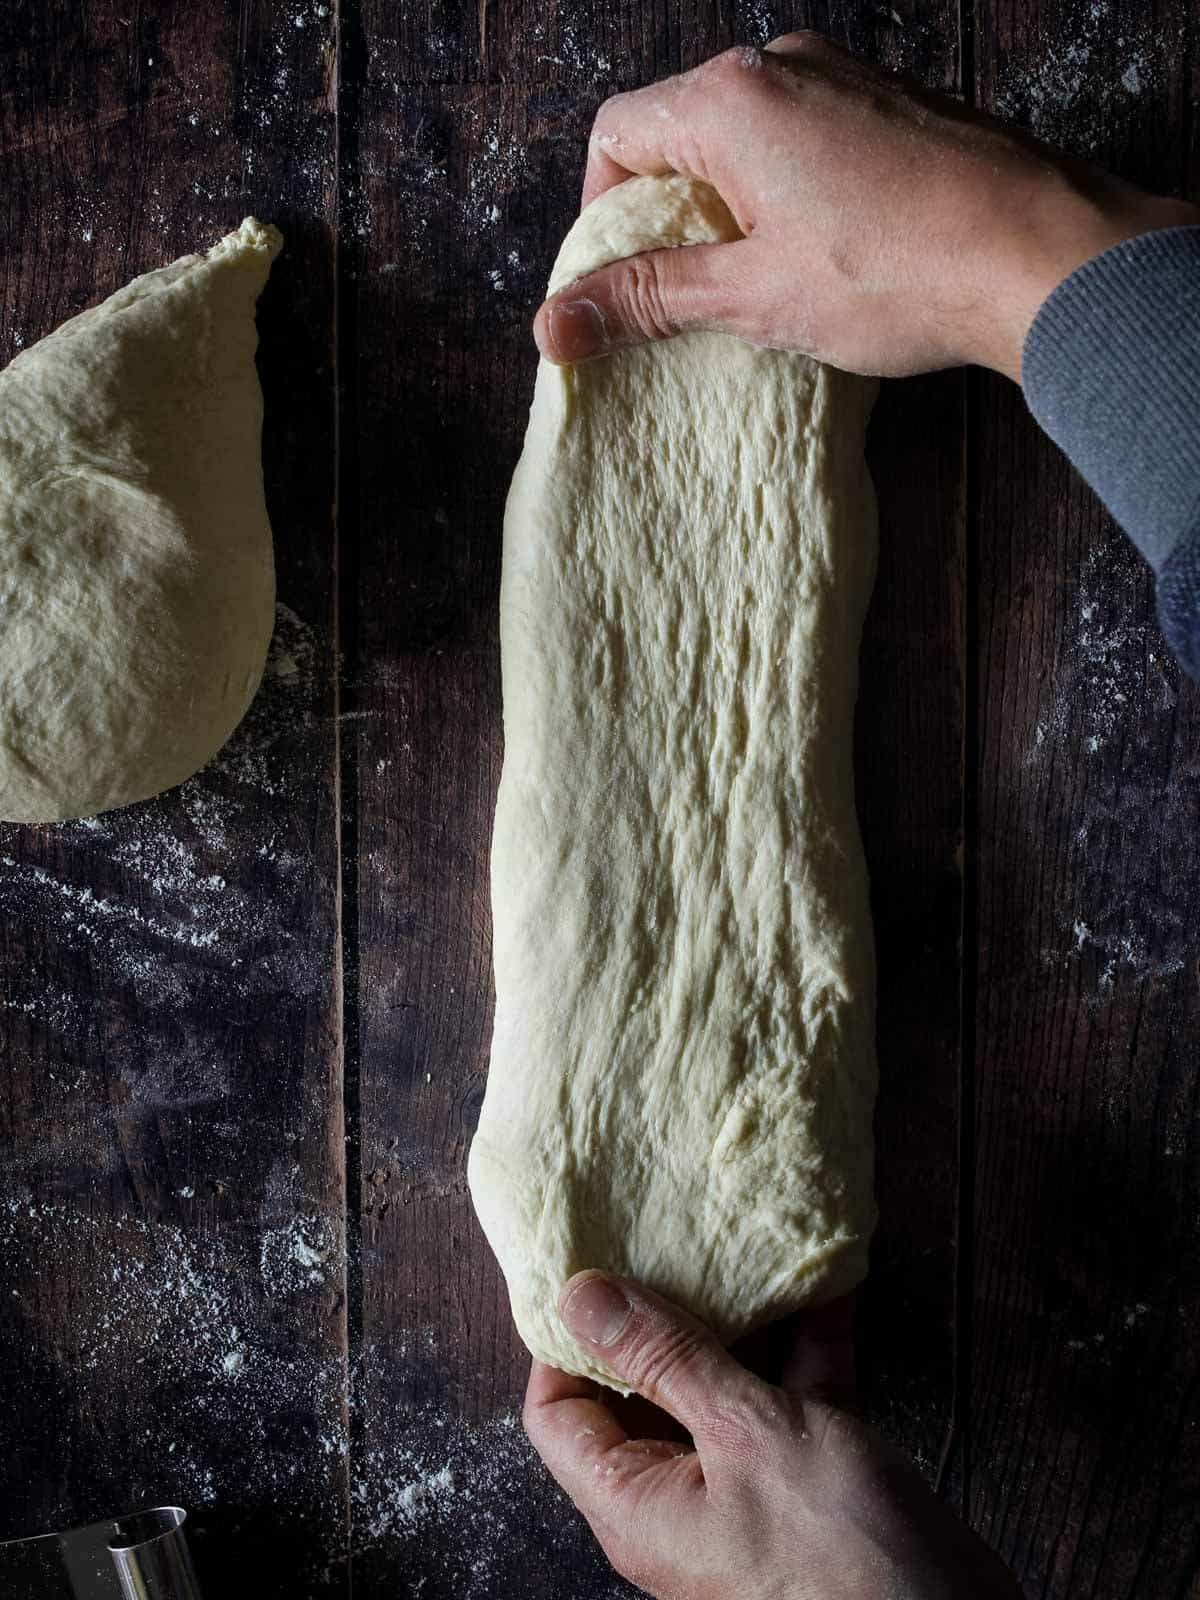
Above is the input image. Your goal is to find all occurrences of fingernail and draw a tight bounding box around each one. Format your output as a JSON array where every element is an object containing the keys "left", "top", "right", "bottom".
[
  {"left": 548, "top": 299, "right": 606, "bottom": 362},
  {"left": 560, "top": 1274, "right": 632, "bottom": 1347}
]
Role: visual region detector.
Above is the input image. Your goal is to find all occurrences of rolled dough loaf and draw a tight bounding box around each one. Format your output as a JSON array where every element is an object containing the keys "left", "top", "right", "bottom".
[
  {"left": 469, "top": 175, "right": 879, "bottom": 1388},
  {"left": 0, "top": 217, "right": 281, "bottom": 822}
]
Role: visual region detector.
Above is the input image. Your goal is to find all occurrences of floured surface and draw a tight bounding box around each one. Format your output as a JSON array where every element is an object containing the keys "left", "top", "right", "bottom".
[{"left": 469, "top": 175, "right": 880, "bottom": 1387}]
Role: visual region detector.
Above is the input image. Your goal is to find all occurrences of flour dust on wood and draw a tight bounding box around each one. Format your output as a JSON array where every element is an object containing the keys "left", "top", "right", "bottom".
[{"left": 992, "top": 0, "right": 1180, "bottom": 156}]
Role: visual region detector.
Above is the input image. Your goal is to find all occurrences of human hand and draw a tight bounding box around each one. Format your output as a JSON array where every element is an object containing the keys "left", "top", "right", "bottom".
[
  {"left": 535, "top": 35, "right": 1198, "bottom": 381},
  {"left": 524, "top": 1270, "right": 1022, "bottom": 1600}
]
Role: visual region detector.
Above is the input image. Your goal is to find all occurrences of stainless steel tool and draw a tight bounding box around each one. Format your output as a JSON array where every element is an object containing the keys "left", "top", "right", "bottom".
[{"left": 0, "top": 1507, "right": 203, "bottom": 1600}]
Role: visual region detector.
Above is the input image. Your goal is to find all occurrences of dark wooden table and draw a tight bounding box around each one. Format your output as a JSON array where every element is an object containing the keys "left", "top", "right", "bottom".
[{"left": 1, "top": 2, "right": 1197, "bottom": 1595}]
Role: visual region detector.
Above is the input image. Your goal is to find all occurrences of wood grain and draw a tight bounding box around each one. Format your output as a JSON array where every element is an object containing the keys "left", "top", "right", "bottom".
[
  {"left": 0, "top": 4, "right": 344, "bottom": 1594},
  {"left": 969, "top": 0, "right": 1200, "bottom": 1590},
  {"left": 345, "top": 57, "right": 621, "bottom": 1593},
  {"left": 857, "top": 368, "right": 966, "bottom": 1484},
  {"left": 2, "top": 0, "right": 1197, "bottom": 1593},
  {"left": 849, "top": 6, "right": 967, "bottom": 1484}
]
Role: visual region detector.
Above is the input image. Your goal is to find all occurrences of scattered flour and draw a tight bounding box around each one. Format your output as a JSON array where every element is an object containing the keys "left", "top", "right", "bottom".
[
  {"left": 1065, "top": 1301, "right": 1153, "bottom": 1354},
  {"left": 1055, "top": 918, "right": 1188, "bottom": 994},
  {"left": 3, "top": 1201, "right": 301, "bottom": 1382},
  {"left": 4, "top": 1190, "right": 616, "bottom": 1594},
  {"left": 465, "top": 119, "right": 532, "bottom": 236},
  {"left": 0, "top": 601, "right": 339, "bottom": 1191},
  {"left": 0, "top": 15, "right": 627, "bottom": 1597},
  {"left": 0, "top": 603, "right": 327, "bottom": 1022},
  {"left": 531, "top": 17, "right": 614, "bottom": 75},
  {"left": 1028, "top": 542, "right": 1194, "bottom": 1000},
  {"left": 260, "top": 1215, "right": 337, "bottom": 1296},
  {"left": 342, "top": 1400, "right": 627, "bottom": 1596},
  {"left": 738, "top": 0, "right": 782, "bottom": 48},
  {"left": 1026, "top": 538, "right": 1174, "bottom": 763},
  {"left": 993, "top": 0, "right": 1177, "bottom": 153}
]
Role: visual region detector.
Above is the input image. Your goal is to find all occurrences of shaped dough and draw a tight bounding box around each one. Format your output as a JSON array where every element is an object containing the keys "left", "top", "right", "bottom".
[
  {"left": 469, "top": 176, "right": 880, "bottom": 1388},
  {"left": 0, "top": 217, "right": 281, "bottom": 822}
]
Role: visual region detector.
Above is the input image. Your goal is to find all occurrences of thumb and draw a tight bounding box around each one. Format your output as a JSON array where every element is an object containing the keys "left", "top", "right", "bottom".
[
  {"left": 559, "top": 1271, "right": 772, "bottom": 1444},
  {"left": 534, "top": 238, "right": 757, "bottom": 364}
]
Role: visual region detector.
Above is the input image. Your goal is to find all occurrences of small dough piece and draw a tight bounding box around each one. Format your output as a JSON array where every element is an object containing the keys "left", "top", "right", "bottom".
[
  {"left": 469, "top": 175, "right": 880, "bottom": 1389},
  {"left": 0, "top": 217, "right": 281, "bottom": 822}
]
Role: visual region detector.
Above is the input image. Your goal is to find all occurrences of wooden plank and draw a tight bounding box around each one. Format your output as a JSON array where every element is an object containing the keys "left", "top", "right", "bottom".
[
  {"left": 857, "top": 367, "right": 966, "bottom": 1482},
  {"left": 839, "top": 4, "right": 967, "bottom": 1483},
  {"left": 375, "top": 0, "right": 732, "bottom": 85},
  {"left": 351, "top": 5, "right": 965, "bottom": 1593},
  {"left": 376, "top": 0, "right": 965, "bottom": 87},
  {"left": 0, "top": 4, "right": 346, "bottom": 1593},
  {"left": 346, "top": 65, "right": 623, "bottom": 1594},
  {"left": 969, "top": 0, "right": 1200, "bottom": 1589}
]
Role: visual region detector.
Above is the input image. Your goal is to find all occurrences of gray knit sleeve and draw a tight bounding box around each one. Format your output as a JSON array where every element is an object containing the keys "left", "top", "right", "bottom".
[{"left": 1021, "top": 226, "right": 1200, "bottom": 682}]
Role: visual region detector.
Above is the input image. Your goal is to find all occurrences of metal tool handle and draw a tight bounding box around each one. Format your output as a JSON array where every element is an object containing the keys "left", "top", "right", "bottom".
[
  {"left": 0, "top": 1506, "right": 203, "bottom": 1599},
  {"left": 108, "top": 1509, "right": 202, "bottom": 1600}
]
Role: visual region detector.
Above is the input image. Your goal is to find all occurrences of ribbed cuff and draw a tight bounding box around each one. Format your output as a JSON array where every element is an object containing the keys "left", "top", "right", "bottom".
[{"left": 1022, "top": 226, "right": 1200, "bottom": 573}]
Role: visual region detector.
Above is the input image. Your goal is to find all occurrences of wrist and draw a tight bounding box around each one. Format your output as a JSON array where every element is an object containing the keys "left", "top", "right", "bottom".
[{"left": 974, "top": 176, "right": 1200, "bottom": 383}]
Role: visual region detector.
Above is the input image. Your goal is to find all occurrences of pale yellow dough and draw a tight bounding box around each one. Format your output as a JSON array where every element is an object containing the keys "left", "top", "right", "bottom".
[
  {"left": 0, "top": 217, "right": 281, "bottom": 822},
  {"left": 469, "top": 176, "right": 880, "bottom": 1389}
]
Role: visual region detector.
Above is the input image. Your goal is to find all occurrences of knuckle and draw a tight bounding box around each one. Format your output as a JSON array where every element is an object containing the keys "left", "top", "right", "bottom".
[
  {"left": 709, "top": 1383, "right": 790, "bottom": 1464},
  {"left": 710, "top": 44, "right": 764, "bottom": 82},
  {"left": 623, "top": 1319, "right": 709, "bottom": 1397},
  {"left": 592, "top": 90, "right": 631, "bottom": 133},
  {"left": 768, "top": 27, "right": 827, "bottom": 53},
  {"left": 742, "top": 1381, "right": 795, "bottom": 1434},
  {"left": 623, "top": 255, "right": 679, "bottom": 341}
]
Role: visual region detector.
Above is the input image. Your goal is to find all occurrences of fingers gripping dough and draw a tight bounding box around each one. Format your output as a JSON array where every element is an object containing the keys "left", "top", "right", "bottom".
[
  {"left": 0, "top": 218, "right": 281, "bottom": 822},
  {"left": 469, "top": 176, "right": 879, "bottom": 1389}
]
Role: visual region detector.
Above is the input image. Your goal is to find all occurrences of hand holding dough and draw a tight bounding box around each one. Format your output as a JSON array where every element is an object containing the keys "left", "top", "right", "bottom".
[
  {"left": 469, "top": 176, "right": 879, "bottom": 1389},
  {"left": 0, "top": 218, "right": 281, "bottom": 822}
]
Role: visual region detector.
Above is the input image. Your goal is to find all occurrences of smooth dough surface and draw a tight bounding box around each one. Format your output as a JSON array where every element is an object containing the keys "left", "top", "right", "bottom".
[
  {"left": 0, "top": 217, "right": 281, "bottom": 822},
  {"left": 469, "top": 176, "right": 879, "bottom": 1388}
]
